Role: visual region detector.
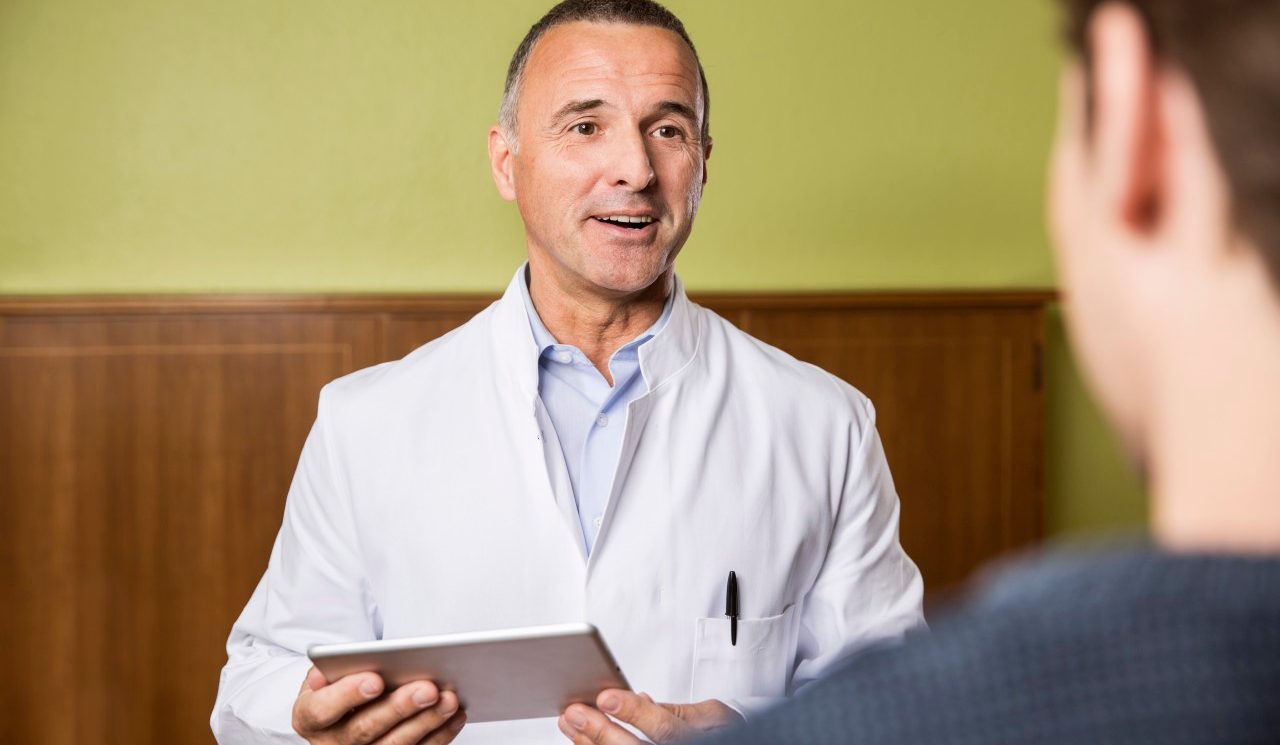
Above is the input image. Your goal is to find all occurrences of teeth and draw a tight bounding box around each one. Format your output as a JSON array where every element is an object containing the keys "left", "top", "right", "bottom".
[{"left": 599, "top": 215, "right": 654, "bottom": 224}]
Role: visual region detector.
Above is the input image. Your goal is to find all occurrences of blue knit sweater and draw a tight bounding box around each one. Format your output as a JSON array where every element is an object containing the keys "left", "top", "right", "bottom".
[{"left": 698, "top": 547, "right": 1280, "bottom": 744}]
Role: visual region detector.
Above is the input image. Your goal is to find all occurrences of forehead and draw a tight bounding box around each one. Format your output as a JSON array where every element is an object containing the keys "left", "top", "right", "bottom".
[{"left": 521, "top": 21, "right": 702, "bottom": 113}]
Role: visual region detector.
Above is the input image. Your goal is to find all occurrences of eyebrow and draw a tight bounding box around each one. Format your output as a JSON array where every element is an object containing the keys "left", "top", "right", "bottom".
[
  {"left": 548, "top": 99, "right": 606, "bottom": 127},
  {"left": 546, "top": 98, "right": 701, "bottom": 129},
  {"left": 654, "top": 100, "right": 699, "bottom": 126}
]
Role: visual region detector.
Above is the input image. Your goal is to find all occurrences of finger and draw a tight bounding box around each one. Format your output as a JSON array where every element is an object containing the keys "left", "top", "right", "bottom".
[
  {"left": 558, "top": 702, "right": 643, "bottom": 745},
  {"left": 659, "top": 700, "right": 742, "bottom": 732},
  {"left": 420, "top": 708, "right": 467, "bottom": 745},
  {"left": 556, "top": 716, "right": 591, "bottom": 745},
  {"left": 301, "top": 665, "right": 329, "bottom": 694},
  {"left": 293, "top": 672, "right": 385, "bottom": 734},
  {"left": 367, "top": 688, "right": 458, "bottom": 745},
  {"left": 337, "top": 681, "right": 441, "bottom": 744},
  {"left": 597, "top": 690, "right": 689, "bottom": 744}
]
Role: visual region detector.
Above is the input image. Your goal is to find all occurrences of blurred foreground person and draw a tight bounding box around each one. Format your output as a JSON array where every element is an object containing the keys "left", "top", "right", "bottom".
[{"left": 558, "top": 1, "right": 1280, "bottom": 742}]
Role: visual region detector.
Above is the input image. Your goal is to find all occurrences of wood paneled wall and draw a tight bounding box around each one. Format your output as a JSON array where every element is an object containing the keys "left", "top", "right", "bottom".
[{"left": 0, "top": 291, "right": 1050, "bottom": 745}]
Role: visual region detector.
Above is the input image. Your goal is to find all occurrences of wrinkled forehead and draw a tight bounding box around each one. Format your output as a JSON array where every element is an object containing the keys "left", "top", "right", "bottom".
[{"left": 521, "top": 21, "right": 703, "bottom": 119}]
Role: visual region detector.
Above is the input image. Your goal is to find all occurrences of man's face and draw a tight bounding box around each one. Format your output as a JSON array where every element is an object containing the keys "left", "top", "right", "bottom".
[{"left": 490, "top": 22, "right": 710, "bottom": 298}]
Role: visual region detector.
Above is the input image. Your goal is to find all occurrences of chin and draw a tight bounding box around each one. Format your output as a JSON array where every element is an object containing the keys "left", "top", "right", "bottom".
[
  {"left": 587, "top": 268, "right": 665, "bottom": 295},
  {"left": 582, "top": 250, "right": 674, "bottom": 295}
]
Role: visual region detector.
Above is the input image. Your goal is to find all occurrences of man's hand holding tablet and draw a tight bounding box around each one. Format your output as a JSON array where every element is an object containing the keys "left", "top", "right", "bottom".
[
  {"left": 292, "top": 666, "right": 465, "bottom": 745},
  {"left": 297, "top": 623, "right": 628, "bottom": 743}
]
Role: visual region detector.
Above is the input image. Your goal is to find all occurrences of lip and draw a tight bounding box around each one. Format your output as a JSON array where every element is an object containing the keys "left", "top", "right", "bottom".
[
  {"left": 589, "top": 210, "right": 657, "bottom": 219},
  {"left": 587, "top": 217, "right": 659, "bottom": 237},
  {"left": 585, "top": 210, "right": 661, "bottom": 238}
]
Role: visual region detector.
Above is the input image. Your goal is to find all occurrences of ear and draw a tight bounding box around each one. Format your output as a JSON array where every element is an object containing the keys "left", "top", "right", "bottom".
[
  {"left": 702, "top": 136, "right": 713, "bottom": 186},
  {"left": 488, "top": 126, "right": 517, "bottom": 202},
  {"left": 1088, "top": 2, "right": 1163, "bottom": 234}
]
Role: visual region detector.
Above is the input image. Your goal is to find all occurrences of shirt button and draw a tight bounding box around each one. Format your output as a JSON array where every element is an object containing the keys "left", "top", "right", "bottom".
[
  {"left": 596, "top": 414, "right": 609, "bottom": 427},
  {"left": 593, "top": 516, "right": 603, "bottom": 529},
  {"left": 555, "top": 350, "right": 572, "bottom": 364}
]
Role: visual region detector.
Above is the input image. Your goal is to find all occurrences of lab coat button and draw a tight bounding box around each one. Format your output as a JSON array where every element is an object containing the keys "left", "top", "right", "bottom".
[{"left": 596, "top": 414, "right": 609, "bottom": 427}]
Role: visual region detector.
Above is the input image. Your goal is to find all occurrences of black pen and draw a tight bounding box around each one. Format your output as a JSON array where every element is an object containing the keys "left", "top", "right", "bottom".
[{"left": 725, "top": 571, "right": 739, "bottom": 646}]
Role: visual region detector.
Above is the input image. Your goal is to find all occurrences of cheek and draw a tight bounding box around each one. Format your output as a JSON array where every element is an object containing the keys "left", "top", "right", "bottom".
[
  {"left": 654, "top": 146, "right": 704, "bottom": 207},
  {"left": 1056, "top": 231, "right": 1147, "bottom": 451},
  {"left": 1047, "top": 143, "right": 1081, "bottom": 269},
  {"left": 515, "top": 155, "right": 587, "bottom": 214},
  {"left": 1068, "top": 291, "right": 1144, "bottom": 456},
  {"left": 1047, "top": 141, "right": 1142, "bottom": 441}
]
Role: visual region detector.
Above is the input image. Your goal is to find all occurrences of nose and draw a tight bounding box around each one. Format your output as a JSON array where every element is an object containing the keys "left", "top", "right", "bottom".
[{"left": 606, "top": 130, "right": 656, "bottom": 191}]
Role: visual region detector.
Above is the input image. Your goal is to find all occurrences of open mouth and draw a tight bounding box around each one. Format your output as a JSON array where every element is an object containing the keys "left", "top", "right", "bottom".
[{"left": 593, "top": 215, "right": 656, "bottom": 230}]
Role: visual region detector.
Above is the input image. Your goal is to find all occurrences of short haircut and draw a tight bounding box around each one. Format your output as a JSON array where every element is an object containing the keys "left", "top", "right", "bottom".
[
  {"left": 499, "top": 0, "right": 710, "bottom": 150},
  {"left": 1058, "top": 0, "right": 1280, "bottom": 288}
]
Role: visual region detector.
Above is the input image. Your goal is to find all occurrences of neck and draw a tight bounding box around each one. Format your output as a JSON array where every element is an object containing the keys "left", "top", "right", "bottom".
[
  {"left": 525, "top": 257, "right": 672, "bottom": 384},
  {"left": 1147, "top": 275, "right": 1280, "bottom": 554}
]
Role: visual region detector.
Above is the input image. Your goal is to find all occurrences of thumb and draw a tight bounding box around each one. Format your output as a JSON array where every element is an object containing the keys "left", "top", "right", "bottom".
[{"left": 598, "top": 690, "right": 691, "bottom": 743}]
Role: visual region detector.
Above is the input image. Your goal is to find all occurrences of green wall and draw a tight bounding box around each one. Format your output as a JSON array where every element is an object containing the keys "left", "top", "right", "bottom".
[{"left": 0, "top": 0, "right": 1146, "bottom": 534}]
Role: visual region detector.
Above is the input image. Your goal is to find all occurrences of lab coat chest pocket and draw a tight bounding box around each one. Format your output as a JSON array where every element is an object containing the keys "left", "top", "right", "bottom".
[{"left": 689, "top": 604, "right": 799, "bottom": 702}]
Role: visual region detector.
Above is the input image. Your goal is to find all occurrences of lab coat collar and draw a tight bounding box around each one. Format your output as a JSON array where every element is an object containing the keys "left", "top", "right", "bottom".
[
  {"left": 636, "top": 275, "right": 698, "bottom": 393},
  {"left": 493, "top": 269, "right": 543, "bottom": 401},
  {"left": 492, "top": 265, "right": 700, "bottom": 399}
]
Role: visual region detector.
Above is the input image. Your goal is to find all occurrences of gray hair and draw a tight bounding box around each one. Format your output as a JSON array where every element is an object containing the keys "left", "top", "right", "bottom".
[{"left": 498, "top": 0, "right": 710, "bottom": 152}]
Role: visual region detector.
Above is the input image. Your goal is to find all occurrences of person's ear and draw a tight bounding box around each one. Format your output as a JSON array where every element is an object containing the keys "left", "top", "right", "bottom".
[
  {"left": 488, "top": 126, "right": 517, "bottom": 202},
  {"left": 702, "top": 136, "right": 712, "bottom": 186},
  {"left": 1089, "top": 2, "right": 1163, "bottom": 235}
]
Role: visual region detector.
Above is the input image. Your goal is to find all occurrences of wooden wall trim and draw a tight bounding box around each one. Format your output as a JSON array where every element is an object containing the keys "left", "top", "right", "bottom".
[
  {"left": 698, "top": 290, "right": 1055, "bottom": 310},
  {"left": 0, "top": 289, "right": 1057, "bottom": 316}
]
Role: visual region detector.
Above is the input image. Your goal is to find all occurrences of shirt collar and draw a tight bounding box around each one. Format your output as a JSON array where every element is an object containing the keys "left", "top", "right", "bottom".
[
  {"left": 494, "top": 263, "right": 699, "bottom": 398},
  {"left": 516, "top": 262, "right": 675, "bottom": 361}
]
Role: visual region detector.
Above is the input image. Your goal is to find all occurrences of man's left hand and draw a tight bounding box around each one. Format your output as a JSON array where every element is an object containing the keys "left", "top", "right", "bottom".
[{"left": 558, "top": 690, "right": 743, "bottom": 744}]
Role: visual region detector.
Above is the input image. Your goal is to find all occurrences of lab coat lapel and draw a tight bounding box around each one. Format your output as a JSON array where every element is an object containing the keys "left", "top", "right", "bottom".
[
  {"left": 535, "top": 396, "right": 589, "bottom": 561},
  {"left": 491, "top": 269, "right": 590, "bottom": 564},
  {"left": 588, "top": 393, "right": 653, "bottom": 567},
  {"left": 588, "top": 279, "right": 701, "bottom": 561}
]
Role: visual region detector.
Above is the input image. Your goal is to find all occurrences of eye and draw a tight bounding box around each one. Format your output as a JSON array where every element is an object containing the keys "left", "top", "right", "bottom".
[
  {"left": 653, "top": 125, "right": 682, "bottom": 139},
  {"left": 573, "top": 122, "right": 598, "bottom": 136}
]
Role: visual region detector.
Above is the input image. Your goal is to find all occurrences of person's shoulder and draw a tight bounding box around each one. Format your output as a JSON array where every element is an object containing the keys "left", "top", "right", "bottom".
[
  {"left": 319, "top": 301, "right": 498, "bottom": 409},
  {"left": 969, "top": 542, "right": 1280, "bottom": 619},
  {"left": 920, "top": 544, "right": 1280, "bottom": 668},
  {"left": 693, "top": 302, "right": 873, "bottom": 418}
]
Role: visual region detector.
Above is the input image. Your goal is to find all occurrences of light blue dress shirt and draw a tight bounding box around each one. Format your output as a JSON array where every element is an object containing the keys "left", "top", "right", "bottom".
[{"left": 519, "top": 267, "right": 674, "bottom": 554}]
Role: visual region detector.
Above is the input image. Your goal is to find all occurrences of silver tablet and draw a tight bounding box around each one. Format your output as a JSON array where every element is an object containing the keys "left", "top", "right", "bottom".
[{"left": 307, "top": 622, "right": 630, "bottom": 723}]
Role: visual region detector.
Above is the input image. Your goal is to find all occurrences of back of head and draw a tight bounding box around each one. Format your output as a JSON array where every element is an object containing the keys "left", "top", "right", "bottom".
[
  {"left": 1058, "top": 0, "right": 1280, "bottom": 291},
  {"left": 1052, "top": 0, "right": 1280, "bottom": 552}
]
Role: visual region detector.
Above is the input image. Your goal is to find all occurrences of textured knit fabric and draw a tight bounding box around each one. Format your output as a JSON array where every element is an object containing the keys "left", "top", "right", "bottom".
[{"left": 698, "top": 547, "right": 1280, "bottom": 745}]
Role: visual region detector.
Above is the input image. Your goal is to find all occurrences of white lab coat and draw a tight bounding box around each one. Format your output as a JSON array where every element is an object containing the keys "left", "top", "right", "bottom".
[{"left": 211, "top": 269, "right": 924, "bottom": 743}]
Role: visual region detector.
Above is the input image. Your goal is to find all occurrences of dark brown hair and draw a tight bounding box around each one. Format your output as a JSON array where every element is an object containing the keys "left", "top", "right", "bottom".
[
  {"left": 1059, "top": 0, "right": 1280, "bottom": 285},
  {"left": 499, "top": 0, "right": 709, "bottom": 147}
]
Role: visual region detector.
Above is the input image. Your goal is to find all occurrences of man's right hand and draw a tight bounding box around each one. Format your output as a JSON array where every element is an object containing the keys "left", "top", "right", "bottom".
[{"left": 292, "top": 666, "right": 467, "bottom": 744}]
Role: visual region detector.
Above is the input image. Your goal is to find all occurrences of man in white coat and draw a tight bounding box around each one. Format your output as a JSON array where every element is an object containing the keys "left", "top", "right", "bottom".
[{"left": 210, "top": 1, "right": 923, "bottom": 743}]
